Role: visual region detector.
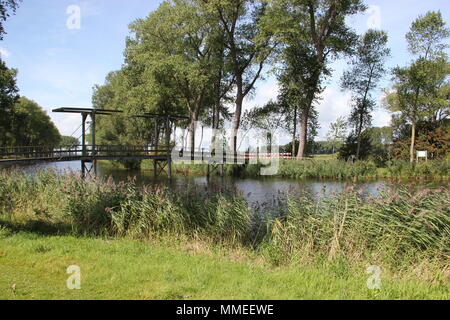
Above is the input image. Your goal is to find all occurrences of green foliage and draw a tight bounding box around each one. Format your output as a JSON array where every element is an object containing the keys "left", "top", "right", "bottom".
[
  {"left": 0, "top": 0, "right": 20, "bottom": 39},
  {"left": 341, "top": 29, "right": 390, "bottom": 159},
  {"left": 385, "top": 11, "right": 449, "bottom": 163},
  {"left": 406, "top": 11, "right": 450, "bottom": 60},
  {"left": 278, "top": 159, "right": 377, "bottom": 179},
  {"left": 261, "top": 186, "right": 449, "bottom": 272},
  {"left": 2, "top": 232, "right": 448, "bottom": 299},
  {"left": 266, "top": 0, "right": 366, "bottom": 157},
  {"left": 391, "top": 119, "right": 450, "bottom": 160},
  {"left": 60, "top": 136, "right": 79, "bottom": 146},
  {"left": 326, "top": 116, "right": 347, "bottom": 154},
  {"left": 1, "top": 169, "right": 449, "bottom": 283},
  {"left": 11, "top": 97, "right": 61, "bottom": 147},
  {"left": 339, "top": 130, "right": 373, "bottom": 161},
  {"left": 385, "top": 160, "right": 450, "bottom": 178},
  {"left": 0, "top": 59, "right": 19, "bottom": 145}
]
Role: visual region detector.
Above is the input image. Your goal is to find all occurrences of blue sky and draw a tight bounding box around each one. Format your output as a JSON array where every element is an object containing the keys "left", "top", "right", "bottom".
[{"left": 1, "top": 0, "right": 449, "bottom": 140}]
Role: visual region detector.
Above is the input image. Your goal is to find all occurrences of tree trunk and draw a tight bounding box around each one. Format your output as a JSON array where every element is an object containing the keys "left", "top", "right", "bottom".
[
  {"left": 188, "top": 88, "right": 205, "bottom": 159},
  {"left": 211, "top": 70, "right": 222, "bottom": 153},
  {"left": 296, "top": 68, "right": 319, "bottom": 159},
  {"left": 410, "top": 121, "right": 416, "bottom": 163},
  {"left": 198, "top": 125, "right": 204, "bottom": 151},
  {"left": 297, "top": 108, "right": 309, "bottom": 159},
  {"left": 231, "top": 74, "right": 244, "bottom": 154},
  {"left": 189, "top": 119, "right": 196, "bottom": 158},
  {"left": 356, "top": 113, "right": 364, "bottom": 160},
  {"left": 292, "top": 105, "right": 297, "bottom": 157}
]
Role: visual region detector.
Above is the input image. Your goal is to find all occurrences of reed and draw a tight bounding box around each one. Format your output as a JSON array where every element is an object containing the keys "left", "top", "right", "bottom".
[{"left": 0, "top": 169, "right": 448, "bottom": 280}]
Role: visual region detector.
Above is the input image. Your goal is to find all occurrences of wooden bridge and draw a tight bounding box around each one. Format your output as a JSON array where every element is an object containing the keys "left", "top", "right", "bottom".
[
  {"left": 0, "top": 144, "right": 171, "bottom": 173},
  {"left": 0, "top": 107, "right": 178, "bottom": 178},
  {"left": 0, "top": 107, "right": 291, "bottom": 178}
]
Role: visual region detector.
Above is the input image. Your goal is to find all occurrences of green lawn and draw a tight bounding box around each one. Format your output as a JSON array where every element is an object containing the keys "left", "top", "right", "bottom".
[{"left": 0, "top": 230, "right": 447, "bottom": 300}]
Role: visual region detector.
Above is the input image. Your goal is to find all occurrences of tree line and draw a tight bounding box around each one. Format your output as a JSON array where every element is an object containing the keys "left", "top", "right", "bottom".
[
  {"left": 93, "top": 0, "right": 448, "bottom": 163},
  {"left": 1, "top": 1, "right": 448, "bottom": 160},
  {"left": 0, "top": 0, "right": 69, "bottom": 149}
]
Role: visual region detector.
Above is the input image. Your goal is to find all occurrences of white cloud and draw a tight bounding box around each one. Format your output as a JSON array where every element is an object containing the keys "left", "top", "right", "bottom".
[
  {"left": 316, "top": 88, "right": 352, "bottom": 140},
  {"left": 53, "top": 113, "right": 84, "bottom": 137},
  {"left": 0, "top": 47, "right": 10, "bottom": 59},
  {"left": 244, "top": 80, "right": 279, "bottom": 111}
]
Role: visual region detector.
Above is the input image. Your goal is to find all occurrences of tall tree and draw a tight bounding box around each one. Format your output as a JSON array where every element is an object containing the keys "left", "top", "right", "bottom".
[
  {"left": 341, "top": 29, "right": 390, "bottom": 160},
  {"left": 406, "top": 11, "right": 449, "bottom": 61},
  {"left": 326, "top": 116, "right": 347, "bottom": 154},
  {"left": 386, "top": 11, "right": 449, "bottom": 163},
  {"left": 267, "top": 0, "right": 366, "bottom": 159},
  {"left": 0, "top": 58, "right": 19, "bottom": 145},
  {"left": 385, "top": 58, "right": 449, "bottom": 162},
  {"left": 126, "top": 0, "right": 224, "bottom": 153},
  {"left": 0, "top": 0, "right": 20, "bottom": 40},
  {"left": 12, "top": 97, "right": 61, "bottom": 147},
  {"left": 202, "top": 0, "right": 275, "bottom": 153}
]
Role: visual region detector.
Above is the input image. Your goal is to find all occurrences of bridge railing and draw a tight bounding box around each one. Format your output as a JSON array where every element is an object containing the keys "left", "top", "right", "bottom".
[
  {"left": 174, "top": 149, "right": 292, "bottom": 162},
  {"left": 0, "top": 145, "right": 171, "bottom": 160}
]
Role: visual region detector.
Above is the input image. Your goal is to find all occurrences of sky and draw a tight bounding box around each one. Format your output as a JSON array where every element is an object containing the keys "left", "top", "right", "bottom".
[{"left": 1, "top": 0, "right": 449, "bottom": 142}]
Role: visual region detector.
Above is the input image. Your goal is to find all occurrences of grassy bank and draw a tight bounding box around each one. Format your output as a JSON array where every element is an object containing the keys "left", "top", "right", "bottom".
[
  {"left": 140, "top": 158, "right": 449, "bottom": 180},
  {"left": 277, "top": 159, "right": 449, "bottom": 179},
  {"left": 1, "top": 230, "right": 448, "bottom": 300},
  {"left": 0, "top": 170, "right": 449, "bottom": 299}
]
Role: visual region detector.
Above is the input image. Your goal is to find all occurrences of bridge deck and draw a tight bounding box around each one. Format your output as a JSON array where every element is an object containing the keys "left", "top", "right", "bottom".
[{"left": 0, "top": 145, "right": 291, "bottom": 166}]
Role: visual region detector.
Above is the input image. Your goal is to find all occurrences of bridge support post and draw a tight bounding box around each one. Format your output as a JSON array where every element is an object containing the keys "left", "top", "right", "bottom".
[
  {"left": 81, "top": 113, "right": 87, "bottom": 179},
  {"left": 91, "top": 112, "right": 97, "bottom": 176},
  {"left": 166, "top": 115, "right": 172, "bottom": 180},
  {"left": 153, "top": 118, "right": 158, "bottom": 179},
  {"left": 81, "top": 160, "right": 86, "bottom": 179}
]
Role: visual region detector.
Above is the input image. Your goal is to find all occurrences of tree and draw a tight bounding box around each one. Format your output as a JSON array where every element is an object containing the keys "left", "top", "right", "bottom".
[
  {"left": 60, "top": 136, "right": 80, "bottom": 146},
  {"left": 338, "top": 130, "right": 372, "bottom": 161},
  {"left": 385, "top": 58, "right": 449, "bottom": 162},
  {"left": 126, "top": 0, "right": 237, "bottom": 151},
  {"left": 12, "top": 97, "right": 61, "bottom": 147},
  {"left": 385, "top": 11, "right": 449, "bottom": 163},
  {"left": 202, "top": 0, "right": 275, "bottom": 153},
  {"left": 391, "top": 119, "right": 449, "bottom": 160},
  {"left": 266, "top": 0, "right": 365, "bottom": 159},
  {"left": 0, "top": 58, "right": 19, "bottom": 145},
  {"left": 341, "top": 29, "right": 390, "bottom": 160},
  {"left": 326, "top": 116, "right": 347, "bottom": 154},
  {"left": 0, "top": 0, "right": 20, "bottom": 40},
  {"left": 406, "top": 11, "right": 450, "bottom": 61},
  {"left": 240, "top": 100, "right": 285, "bottom": 151}
]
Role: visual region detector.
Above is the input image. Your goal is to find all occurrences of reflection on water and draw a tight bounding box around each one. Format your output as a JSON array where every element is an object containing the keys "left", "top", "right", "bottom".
[{"left": 7, "top": 160, "right": 445, "bottom": 206}]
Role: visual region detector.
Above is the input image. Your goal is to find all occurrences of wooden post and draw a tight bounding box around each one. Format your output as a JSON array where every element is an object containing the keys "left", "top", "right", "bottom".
[
  {"left": 91, "top": 112, "right": 97, "bottom": 176},
  {"left": 81, "top": 113, "right": 87, "bottom": 178},
  {"left": 153, "top": 117, "right": 158, "bottom": 179},
  {"left": 82, "top": 113, "right": 87, "bottom": 157},
  {"left": 166, "top": 115, "right": 172, "bottom": 180}
]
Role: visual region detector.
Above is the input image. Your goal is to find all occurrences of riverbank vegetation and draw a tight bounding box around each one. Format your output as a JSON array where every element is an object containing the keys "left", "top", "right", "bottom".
[
  {"left": 137, "top": 158, "right": 449, "bottom": 180},
  {"left": 1, "top": 170, "right": 448, "bottom": 299}
]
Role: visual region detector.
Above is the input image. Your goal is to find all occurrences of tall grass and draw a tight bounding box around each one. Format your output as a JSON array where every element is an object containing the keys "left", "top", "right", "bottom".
[
  {"left": 168, "top": 159, "right": 449, "bottom": 179},
  {"left": 261, "top": 186, "right": 449, "bottom": 273},
  {"left": 277, "top": 159, "right": 378, "bottom": 179},
  {"left": 276, "top": 159, "right": 449, "bottom": 179},
  {"left": 0, "top": 169, "right": 449, "bottom": 279}
]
